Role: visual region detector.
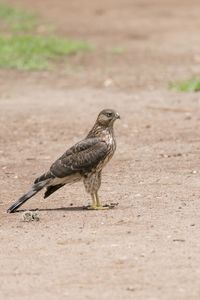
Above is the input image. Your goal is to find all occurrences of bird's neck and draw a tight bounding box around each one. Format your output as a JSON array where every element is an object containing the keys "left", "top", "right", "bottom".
[{"left": 87, "top": 123, "right": 114, "bottom": 138}]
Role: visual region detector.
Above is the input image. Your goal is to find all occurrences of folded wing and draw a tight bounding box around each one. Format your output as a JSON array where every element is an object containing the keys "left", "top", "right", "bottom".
[{"left": 50, "top": 138, "right": 108, "bottom": 178}]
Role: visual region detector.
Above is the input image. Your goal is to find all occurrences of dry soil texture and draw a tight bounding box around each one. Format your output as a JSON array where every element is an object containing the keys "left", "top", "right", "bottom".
[{"left": 1, "top": 1, "right": 200, "bottom": 300}]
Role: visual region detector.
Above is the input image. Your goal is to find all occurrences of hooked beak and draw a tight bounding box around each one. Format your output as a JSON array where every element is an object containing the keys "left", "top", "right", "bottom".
[{"left": 115, "top": 112, "right": 120, "bottom": 119}]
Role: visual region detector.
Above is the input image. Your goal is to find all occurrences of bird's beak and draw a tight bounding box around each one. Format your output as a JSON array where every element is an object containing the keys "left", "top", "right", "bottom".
[{"left": 115, "top": 112, "right": 120, "bottom": 119}]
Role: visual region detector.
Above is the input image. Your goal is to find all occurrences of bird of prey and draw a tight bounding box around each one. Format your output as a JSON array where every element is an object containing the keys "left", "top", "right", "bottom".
[{"left": 7, "top": 109, "right": 120, "bottom": 213}]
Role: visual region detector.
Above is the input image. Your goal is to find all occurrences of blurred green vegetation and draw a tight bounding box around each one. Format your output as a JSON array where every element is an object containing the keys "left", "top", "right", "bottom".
[
  {"left": 0, "top": 35, "right": 90, "bottom": 70},
  {"left": 111, "top": 47, "right": 125, "bottom": 55},
  {"left": 169, "top": 78, "right": 200, "bottom": 92},
  {"left": 0, "top": 2, "right": 91, "bottom": 70},
  {"left": 0, "top": 2, "right": 38, "bottom": 32}
]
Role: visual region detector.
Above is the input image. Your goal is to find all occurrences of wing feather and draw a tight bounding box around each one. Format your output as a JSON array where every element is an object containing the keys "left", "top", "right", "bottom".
[{"left": 50, "top": 138, "right": 108, "bottom": 178}]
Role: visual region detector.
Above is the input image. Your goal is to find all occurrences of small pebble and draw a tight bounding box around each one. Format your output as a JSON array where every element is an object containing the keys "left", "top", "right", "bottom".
[
  {"left": 126, "top": 287, "right": 135, "bottom": 292},
  {"left": 103, "top": 78, "right": 113, "bottom": 87},
  {"left": 191, "top": 170, "right": 197, "bottom": 174}
]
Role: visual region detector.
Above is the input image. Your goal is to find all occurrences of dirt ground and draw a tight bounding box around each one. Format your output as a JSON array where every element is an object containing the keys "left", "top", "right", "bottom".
[{"left": 1, "top": 0, "right": 200, "bottom": 299}]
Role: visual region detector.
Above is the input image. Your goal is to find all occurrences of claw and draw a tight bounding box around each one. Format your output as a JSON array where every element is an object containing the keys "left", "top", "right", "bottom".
[
  {"left": 85, "top": 205, "right": 109, "bottom": 210},
  {"left": 84, "top": 202, "right": 118, "bottom": 210}
]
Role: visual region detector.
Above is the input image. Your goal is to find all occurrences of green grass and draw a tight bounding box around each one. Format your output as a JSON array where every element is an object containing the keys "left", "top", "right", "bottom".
[
  {"left": 0, "top": 35, "right": 91, "bottom": 70},
  {"left": 111, "top": 47, "right": 125, "bottom": 54},
  {"left": 0, "top": 2, "right": 38, "bottom": 32},
  {"left": 169, "top": 78, "right": 200, "bottom": 92},
  {"left": 0, "top": 2, "right": 92, "bottom": 70}
]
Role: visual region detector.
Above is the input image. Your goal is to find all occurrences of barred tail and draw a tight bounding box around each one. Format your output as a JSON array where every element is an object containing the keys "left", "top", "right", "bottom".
[{"left": 7, "top": 181, "right": 48, "bottom": 213}]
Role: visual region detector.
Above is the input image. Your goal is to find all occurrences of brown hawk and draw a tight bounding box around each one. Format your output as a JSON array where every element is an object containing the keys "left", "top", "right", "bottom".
[{"left": 7, "top": 109, "right": 120, "bottom": 213}]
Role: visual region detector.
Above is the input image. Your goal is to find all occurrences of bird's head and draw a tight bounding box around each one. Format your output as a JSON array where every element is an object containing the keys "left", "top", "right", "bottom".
[{"left": 96, "top": 109, "right": 120, "bottom": 127}]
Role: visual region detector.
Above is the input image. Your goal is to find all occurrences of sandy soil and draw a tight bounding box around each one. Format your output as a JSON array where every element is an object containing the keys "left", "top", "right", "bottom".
[{"left": 1, "top": 0, "right": 200, "bottom": 299}]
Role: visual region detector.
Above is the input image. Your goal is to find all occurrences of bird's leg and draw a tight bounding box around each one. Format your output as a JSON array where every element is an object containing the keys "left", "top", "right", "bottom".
[
  {"left": 92, "top": 193, "right": 97, "bottom": 206},
  {"left": 95, "top": 192, "right": 102, "bottom": 207},
  {"left": 87, "top": 193, "right": 109, "bottom": 210},
  {"left": 96, "top": 192, "right": 119, "bottom": 209}
]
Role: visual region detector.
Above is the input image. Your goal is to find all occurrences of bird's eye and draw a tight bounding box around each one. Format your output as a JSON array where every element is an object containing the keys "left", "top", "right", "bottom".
[{"left": 106, "top": 112, "right": 112, "bottom": 117}]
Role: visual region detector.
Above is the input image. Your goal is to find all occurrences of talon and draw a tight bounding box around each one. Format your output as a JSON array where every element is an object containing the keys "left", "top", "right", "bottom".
[
  {"left": 104, "top": 202, "right": 119, "bottom": 208},
  {"left": 85, "top": 203, "right": 118, "bottom": 210},
  {"left": 86, "top": 205, "right": 109, "bottom": 210}
]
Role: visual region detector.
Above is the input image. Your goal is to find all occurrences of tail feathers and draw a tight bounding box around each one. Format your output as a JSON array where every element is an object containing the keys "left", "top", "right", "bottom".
[
  {"left": 7, "top": 181, "right": 48, "bottom": 213},
  {"left": 34, "top": 171, "right": 54, "bottom": 184},
  {"left": 44, "top": 184, "right": 65, "bottom": 199}
]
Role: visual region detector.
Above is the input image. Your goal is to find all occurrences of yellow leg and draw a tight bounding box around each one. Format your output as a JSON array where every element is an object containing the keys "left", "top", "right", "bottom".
[
  {"left": 96, "top": 193, "right": 101, "bottom": 207},
  {"left": 92, "top": 193, "right": 97, "bottom": 206},
  {"left": 86, "top": 193, "right": 109, "bottom": 210}
]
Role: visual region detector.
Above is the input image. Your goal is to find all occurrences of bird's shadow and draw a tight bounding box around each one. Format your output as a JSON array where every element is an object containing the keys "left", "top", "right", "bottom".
[
  {"left": 16, "top": 206, "right": 88, "bottom": 213},
  {"left": 15, "top": 203, "right": 119, "bottom": 213}
]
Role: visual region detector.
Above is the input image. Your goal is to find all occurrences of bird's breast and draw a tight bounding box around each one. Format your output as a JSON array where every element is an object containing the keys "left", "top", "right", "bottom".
[
  {"left": 96, "top": 132, "right": 116, "bottom": 172},
  {"left": 103, "top": 131, "right": 116, "bottom": 152}
]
